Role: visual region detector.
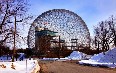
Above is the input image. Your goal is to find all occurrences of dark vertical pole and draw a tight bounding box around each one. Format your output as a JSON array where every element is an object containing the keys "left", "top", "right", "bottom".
[
  {"left": 58, "top": 36, "right": 61, "bottom": 59},
  {"left": 76, "top": 39, "right": 78, "bottom": 50},
  {"left": 0, "top": 49, "right": 1, "bottom": 56},
  {"left": 71, "top": 39, "right": 73, "bottom": 50},
  {"left": 12, "top": 16, "right": 16, "bottom": 62}
]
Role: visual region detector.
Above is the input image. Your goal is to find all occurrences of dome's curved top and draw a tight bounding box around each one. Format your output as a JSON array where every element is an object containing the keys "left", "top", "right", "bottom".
[{"left": 28, "top": 9, "right": 90, "bottom": 49}]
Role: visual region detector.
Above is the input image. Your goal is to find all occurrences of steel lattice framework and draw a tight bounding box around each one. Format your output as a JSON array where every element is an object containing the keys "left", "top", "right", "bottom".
[{"left": 28, "top": 9, "right": 90, "bottom": 49}]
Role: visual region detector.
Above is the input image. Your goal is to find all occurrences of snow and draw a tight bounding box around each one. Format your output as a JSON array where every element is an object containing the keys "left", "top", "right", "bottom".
[
  {"left": 0, "top": 59, "right": 40, "bottom": 73},
  {"left": 89, "top": 52, "right": 105, "bottom": 61},
  {"left": 68, "top": 51, "right": 86, "bottom": 60},
  {"left": 41, "top": 58, "right": 59, "bottom": 61},
  {"left": 79, "top": 60, "right": 116, "bottom": 68},
  {"left": 57, "top": 57, "right": 70, "bottom": 61},
  {"left": 98, "top": 48, "right": 116, "bottom": 63},
  {"left": 40, "top": 57, "right": 69, "bottom": 61},
  {"left": 79, "top": 47, "right": 116, "bottom": 68}
]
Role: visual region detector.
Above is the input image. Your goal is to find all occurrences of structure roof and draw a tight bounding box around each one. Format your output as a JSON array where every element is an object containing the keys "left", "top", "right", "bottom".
[{"left": 35, "top": 29, "right": 57, "bottom": 37}]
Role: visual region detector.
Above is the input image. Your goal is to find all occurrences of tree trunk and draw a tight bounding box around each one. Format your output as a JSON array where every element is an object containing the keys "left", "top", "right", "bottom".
[{"left": 114, "top": 36, "right": 116, "bottom": 47}]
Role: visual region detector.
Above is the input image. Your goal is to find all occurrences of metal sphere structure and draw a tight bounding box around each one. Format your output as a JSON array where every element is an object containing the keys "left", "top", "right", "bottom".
[{"left": 28, "top": 9, "right": 90, "bottom": 49}]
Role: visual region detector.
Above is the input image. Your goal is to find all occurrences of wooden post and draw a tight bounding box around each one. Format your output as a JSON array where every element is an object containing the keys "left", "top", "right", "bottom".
[
  {"left": 26, "top": 59, "right": 27, "bottom": 72},
  {"left": 58, "top": 36, "right": 61, "bottom": 59},
  {"left": 12, "top": 16, "right": 16, "bottom": 62}
]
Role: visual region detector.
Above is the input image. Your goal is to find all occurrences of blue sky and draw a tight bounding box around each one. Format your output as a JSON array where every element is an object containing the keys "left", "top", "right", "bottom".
[
  {"left": 17, "top": 0, "right": 116, "bottom": 49},
  {"left": 28, "top": 0, "right": 116, "bottom": 36}
]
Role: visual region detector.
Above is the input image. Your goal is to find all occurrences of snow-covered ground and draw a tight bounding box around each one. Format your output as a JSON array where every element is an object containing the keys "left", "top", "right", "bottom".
[
  {"left": 79, "top": 48, "right": 116, "bottom": 68},
  {"left": 0, "top": 53, "right": 40, "bottom": 73},
  {"left": 0, "top": 59, "right": 40, "bottom": 73}
]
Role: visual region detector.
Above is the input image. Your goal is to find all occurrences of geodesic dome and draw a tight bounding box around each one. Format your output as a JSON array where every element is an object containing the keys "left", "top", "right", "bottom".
[{"left": 27, "top": 9, "right": 90, "bottom": 49}]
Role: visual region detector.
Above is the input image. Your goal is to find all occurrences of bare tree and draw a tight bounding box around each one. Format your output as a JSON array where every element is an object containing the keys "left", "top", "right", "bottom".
[
  {"left": 0, "top": 0, "right": 32, "bottom": 61},
  {"left": 0, "top": 0, "right": 32, "bottom": 46},
  {"left": 94, "top": 21, "right": 111, "bottom": 52},
  {"left": 108, "top": 16, "right": 116, "bottom": 47}
]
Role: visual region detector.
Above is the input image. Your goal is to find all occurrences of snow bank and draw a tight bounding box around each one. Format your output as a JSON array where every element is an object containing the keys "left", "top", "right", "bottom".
[
  {"left": 98, "top": 48, "right": 116, "bottom": 63},
  {"left": 89, "top": 52, "right": 105, "bottom": 61},
  {"left": 79, "top": 48, "right": 116, "bottom": 68},
  {"left": 68, "top": 51, "right": 86, "bottom": 60}
]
